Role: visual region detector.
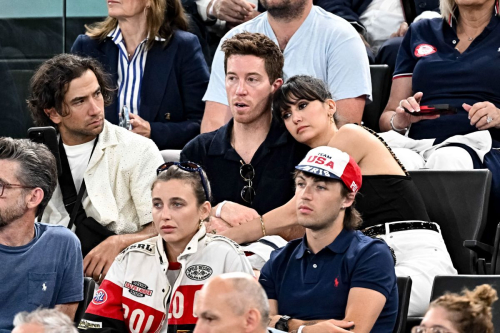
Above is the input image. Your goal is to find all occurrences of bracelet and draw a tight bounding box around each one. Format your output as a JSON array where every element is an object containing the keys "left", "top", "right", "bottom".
[
  {"left": 390, "top": 112, "right": 409, "bottom": 132},
  {"left": 297, "top": 326, "right": 306, "bottom": 333},
  {"left": 215, "top": 200, "right": 227, "bottom": 218},
  {"left": 259, "top": 215, "right": 267, "bottom": 237}
]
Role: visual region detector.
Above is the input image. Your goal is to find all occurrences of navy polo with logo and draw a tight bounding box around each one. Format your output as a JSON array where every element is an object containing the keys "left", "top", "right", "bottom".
[
  {"left": 259, "top": 229, "right": 398, "bottom": 333},
  {"left": 393, "top": 12, "right": 500, "bottom": 141},
  {"left": 180, "top": 118, "right": 309, "bottom": 214}
]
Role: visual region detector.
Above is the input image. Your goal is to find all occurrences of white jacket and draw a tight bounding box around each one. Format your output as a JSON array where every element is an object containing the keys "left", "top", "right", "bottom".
[
  {"left": 42, "top": 121, "right": 164, "bottom": 234},
  {"left": 78, "top": 226, "right": 254, "bottom": 333}
]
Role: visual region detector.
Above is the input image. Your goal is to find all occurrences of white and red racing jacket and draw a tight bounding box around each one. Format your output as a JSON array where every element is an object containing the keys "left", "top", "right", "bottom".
[{"left": 78, "top": 226, "right": 253, "bottom": 333}]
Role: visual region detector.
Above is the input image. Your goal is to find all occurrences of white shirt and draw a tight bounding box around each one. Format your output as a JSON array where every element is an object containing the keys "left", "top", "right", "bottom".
[
  {"left": 359, "top": 0, "right": 405, "bottom": 52},
  {"left": 203, "top": 6, "right": 372, "bottom": 105},
  {"left": 42, "top": 121, "right": 164, "bottom": 235},
  {"left": 63, "top": 138, "right": 95, "bottom": 192}
]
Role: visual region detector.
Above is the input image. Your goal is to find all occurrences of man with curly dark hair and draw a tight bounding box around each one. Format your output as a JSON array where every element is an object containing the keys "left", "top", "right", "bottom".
[{"left": 27, "top": 53, "right": 164, "bottom": 284}]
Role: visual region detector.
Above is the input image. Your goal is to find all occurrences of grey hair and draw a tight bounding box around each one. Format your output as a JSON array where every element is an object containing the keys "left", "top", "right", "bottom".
[
  {"left": 224, "top": 274, "right": 270, "bottom": 329},
  {"left": 0, "top": 138, "right": 57, "bottom": 218},
  {"left": 13, "top": 308, "right": 78, "bottom": 333}
]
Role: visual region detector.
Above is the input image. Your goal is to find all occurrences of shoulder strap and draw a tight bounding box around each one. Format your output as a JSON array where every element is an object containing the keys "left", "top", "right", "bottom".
[{"left": 59, "top": 136, "right": 99, "bottom": 230}]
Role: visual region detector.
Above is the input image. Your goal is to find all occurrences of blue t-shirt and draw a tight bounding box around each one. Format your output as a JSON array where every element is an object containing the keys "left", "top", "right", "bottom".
[
  {"left": 259, "top": 229, "right": 398, "bottom": 333},
  {"left": 393, "top": 14, "right": 500, "bottom": 141},
  {"left": 0, "top": 223, "right": 83, "bottom": 332}
]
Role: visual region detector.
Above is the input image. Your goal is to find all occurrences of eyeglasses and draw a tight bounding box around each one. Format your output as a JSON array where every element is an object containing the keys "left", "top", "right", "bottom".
[
  {"left": 156, "top": 161, "right": 210, "bottom": 201},
  {"left": 0, "top": 183, "right": 36, "bottom": 197},
  {"left": 411, "top": 326, "right": 453, "bottom": 333},
  {"left": 240, "top": 161, "right": 255, "bottom": 204}
]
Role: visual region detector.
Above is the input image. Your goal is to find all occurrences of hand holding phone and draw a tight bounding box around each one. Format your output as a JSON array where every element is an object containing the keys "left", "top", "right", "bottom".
[{"left": 404, "top": 104, "right": 457, "bottom": 117}]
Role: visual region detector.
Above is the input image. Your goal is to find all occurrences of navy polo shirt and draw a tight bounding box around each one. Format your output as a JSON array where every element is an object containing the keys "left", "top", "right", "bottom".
[
  {"left": 393, "top": 13, "right": 500, "bottom": 141},
  {"left": 180, "top": 118, "right": 309, "bottom": 214},
  {"left": 259, "top": 229, "right": 398, "bottom": 333}
]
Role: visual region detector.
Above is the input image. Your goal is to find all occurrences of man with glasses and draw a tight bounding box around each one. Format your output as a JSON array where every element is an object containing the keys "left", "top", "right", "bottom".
[
  {"left": 0, "top": 138, "right": 83, "bottom": 332},
  {"left": 27, "top": 54, "right": 164, "bottom": 283},
  {"left": 181, "top": 32, "right": 309, "bottom": 248}
]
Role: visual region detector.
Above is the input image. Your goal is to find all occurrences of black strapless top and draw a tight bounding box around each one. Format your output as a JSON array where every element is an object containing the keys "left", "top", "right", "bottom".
[{"left": 355, "top": 175, "right": 430, "bottom": 228}]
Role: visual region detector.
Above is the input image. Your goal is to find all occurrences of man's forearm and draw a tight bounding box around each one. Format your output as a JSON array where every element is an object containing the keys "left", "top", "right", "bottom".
[{"left": 116, "top": 222, "right": 157, "bottom": 250}]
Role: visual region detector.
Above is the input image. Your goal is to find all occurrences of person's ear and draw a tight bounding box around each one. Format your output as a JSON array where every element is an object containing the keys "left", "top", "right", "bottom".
[
  {"left": 25, "top": 188, "right": 44, "bottom": 210},
  {"left": 244, "top": 308, "right": 261, "bottom": 333},
  {"left": 326, "top": 99, "right": 337, "bottom": 115},
  {"left": 342, "top": 192, "right": 356, "bottom": 209},
  {"left": 199, "top": 201, "right": 211, "bottom": 221},
  {"left": 271, "top": 78, "right": 284, "bottom": 93},
  {"left": 44, "top": 108, "right": 62, "bottom": 125}
]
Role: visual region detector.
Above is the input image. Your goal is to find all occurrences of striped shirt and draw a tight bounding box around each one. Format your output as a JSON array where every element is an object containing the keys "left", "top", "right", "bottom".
[{"left": 108, "top": 26, "right": 165, "bottom": 116}]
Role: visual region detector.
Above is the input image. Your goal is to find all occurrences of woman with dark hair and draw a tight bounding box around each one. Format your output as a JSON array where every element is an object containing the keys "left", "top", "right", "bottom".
[
  {"left": 216, "top": 75, "right": 456, "bottom": 316},
  {"left": 79, "top": 162, "right": 253, "bottom": 332},
  {"left": 71, "top": 0, "right": 209, "bottom": 150},
  {"left": 414, "top": 284, "right": 497, "bottom": 333}
]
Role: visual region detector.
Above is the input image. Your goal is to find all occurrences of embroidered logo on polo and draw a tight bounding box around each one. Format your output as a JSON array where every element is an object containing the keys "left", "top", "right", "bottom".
[
  {"left": 92, "top": 289, "right": 108, "bottom": 305},
  {"left": 334, "top": 277, "right": 339, "bottom": 288},
  {"left": 124, "top": 281, "right": 153, "bottom": 297},
  {"left": 185, "top": 264, "right": 213, "bottom": 281},
  {"left": 414, "top": 44, "right": 437, "bottom": 57}
]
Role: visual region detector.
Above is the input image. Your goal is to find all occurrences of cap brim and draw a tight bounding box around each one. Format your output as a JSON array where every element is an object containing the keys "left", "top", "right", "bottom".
[{"left": 295, "top": 165, "right": 343, "bottom": 181}]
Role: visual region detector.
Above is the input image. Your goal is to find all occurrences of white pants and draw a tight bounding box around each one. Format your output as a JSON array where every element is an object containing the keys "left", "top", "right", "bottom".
[
  {"left": 392, "top": 146, "right": 474, "bottom": 171},
  {"left": 377, "top": 225, "right": 457, "bottom": 316}
]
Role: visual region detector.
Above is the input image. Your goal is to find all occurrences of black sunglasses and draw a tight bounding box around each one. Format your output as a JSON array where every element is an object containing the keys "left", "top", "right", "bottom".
[
  {"left": 240, "top": 161, "right": 256, "bottom": 204},
  {"left": 157, "top": 161, "right": 210, "bottom": 201}
]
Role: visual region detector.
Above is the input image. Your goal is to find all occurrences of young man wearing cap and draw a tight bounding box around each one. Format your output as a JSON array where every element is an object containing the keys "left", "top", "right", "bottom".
[{"left": 259, "top": 147, "right": 398, "bottom": 333}]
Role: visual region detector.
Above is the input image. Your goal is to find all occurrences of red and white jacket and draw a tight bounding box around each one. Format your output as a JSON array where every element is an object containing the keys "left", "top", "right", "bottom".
[{"left": 78, "top": 226, "right": 253, "bottom": 333}]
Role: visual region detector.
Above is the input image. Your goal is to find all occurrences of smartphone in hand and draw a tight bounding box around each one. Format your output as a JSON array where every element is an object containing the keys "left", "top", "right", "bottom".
[{"left": 405, "top": 104, "right": 457, "bottom": 116}]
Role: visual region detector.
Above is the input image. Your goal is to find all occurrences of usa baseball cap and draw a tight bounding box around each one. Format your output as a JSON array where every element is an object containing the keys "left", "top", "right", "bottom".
[{"left": 295, "top": 146, "right": 362, "bottom": 193}]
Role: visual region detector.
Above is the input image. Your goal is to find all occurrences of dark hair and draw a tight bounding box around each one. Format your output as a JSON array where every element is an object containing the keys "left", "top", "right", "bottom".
[
  {"left": 152, "top": 165, "right": 211, "bottom": 206},
  {"left": 429, "top": 284, "right": 498, "bottom": 333},
  {"left": 85, "top": 0, "right": 188, "bottom": 49},
  {"left": 293, "top": 170, "right": 362, "bottom": 230},
  {"left": 273, "top": 75, "right": 339, "bottom": 122},
  {"left": 27, "top": 54, "right": 114, "bottom": 129},
  {"left": 0, "top": 138, "right": 57, "bottom": 218},
  {"left": 221, "top": 32, "right": 284, "bottom": 83}
]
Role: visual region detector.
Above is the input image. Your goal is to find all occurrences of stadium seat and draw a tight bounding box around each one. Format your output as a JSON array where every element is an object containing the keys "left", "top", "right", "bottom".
[
  {"left": 74, "top": 277, "right": 96, "bottom": 324},
  {"left": 362, "top": 65, "right": 391, "bottom": 132},
  {"left": 394, "top": 276, "right": 412, "bottom": 333},
  {"left": 430, "top": 275, "right": 500, "bottom": 329},
  {"left": 161, "top": 149, "right": 181, "bottom": 163},
  {"left": 409, "top": 170, "right": 492, "bottom": 274}
]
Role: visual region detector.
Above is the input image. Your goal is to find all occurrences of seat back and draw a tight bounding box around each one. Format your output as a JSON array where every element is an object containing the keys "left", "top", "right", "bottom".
[
  {"left": 394, "top": 276, "right": 412, "bottom": 333},
  {"left": 362, "top": 65, "right": 391, "bottom": 132},
  {"left": 431, "top": 275, "right": 500, "bottom": 330},
  {"left": 74, "top": 277, "right": 96, "bottom": 324},
  {"left": 409, "top": 170, "right": 492, "bottom": 274},
  {"left": 161, "top": 149, "right": 181, "bottom": 162}
]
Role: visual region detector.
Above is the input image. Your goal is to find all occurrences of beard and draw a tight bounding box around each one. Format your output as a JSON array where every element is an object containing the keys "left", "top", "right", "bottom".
[
  {"left": 0, "top": 196, "right": 28, "bottom": 228},
  {"left": 260, "top": 0, "right": 308, "bottom": 21}
]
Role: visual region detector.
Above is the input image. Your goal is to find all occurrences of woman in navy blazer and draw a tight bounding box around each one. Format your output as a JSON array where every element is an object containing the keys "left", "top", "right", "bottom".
[{"left": 71, "top": 0, "right": 209, "bottom": 150}]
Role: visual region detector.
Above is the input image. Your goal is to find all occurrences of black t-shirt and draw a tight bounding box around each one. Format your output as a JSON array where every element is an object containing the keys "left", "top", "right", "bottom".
[{"left": 181, "top": 118, "right": 309, "bottom": 215}]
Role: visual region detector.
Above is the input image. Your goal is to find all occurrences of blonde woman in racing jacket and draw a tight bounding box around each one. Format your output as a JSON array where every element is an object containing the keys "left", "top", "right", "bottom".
[{"left": 78, "top": 162, "right": 254, "bottom": 333}]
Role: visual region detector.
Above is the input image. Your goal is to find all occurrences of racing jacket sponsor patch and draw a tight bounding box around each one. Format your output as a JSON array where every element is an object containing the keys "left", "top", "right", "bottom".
[
  {"left": 414, "top": 44, "right": 437, "bottom": 57},
  {"left": 185, "top": 264, "right": 213, "bottom": 281},
  {"left": 124, "top": 281, "right": 153, "bottom": 297},
  {"left": 78, "top": 319, "right": 103, "bottom": 330},
  {"left": 92, "top": 289, "right": 108, "bottom": 305}
]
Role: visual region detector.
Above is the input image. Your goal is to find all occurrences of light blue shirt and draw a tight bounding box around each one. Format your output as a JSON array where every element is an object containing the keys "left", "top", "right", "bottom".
[{"left": 203, "top": 6, "right": 372, "bottom": 105}]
